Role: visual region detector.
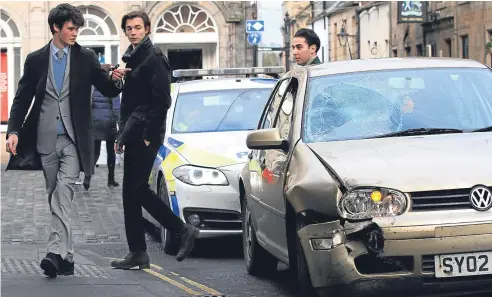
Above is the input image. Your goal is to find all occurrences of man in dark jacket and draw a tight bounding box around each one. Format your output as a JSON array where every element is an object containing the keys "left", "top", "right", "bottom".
[
  {"left": 292, "top": 28, "right": 322, "bottom": 66},
  {"left": 5, "top": 4, "right": 127, "bottom": 278},
  {"left": 110, "top": 11, "right": 198, "bottom": 270}
]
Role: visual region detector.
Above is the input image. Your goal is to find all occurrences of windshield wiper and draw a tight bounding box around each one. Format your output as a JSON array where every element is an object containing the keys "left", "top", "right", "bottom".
[
  {"left": 369, "top": 128, "right": 464, "bottom": 139},
  {"left": 471, "top": 126, "right": 492, "bottom": 132}
]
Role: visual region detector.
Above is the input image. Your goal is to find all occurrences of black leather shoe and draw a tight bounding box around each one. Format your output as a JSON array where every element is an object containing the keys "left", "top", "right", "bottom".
[
  {"left": 40, "top": 253, "right": 59, "bottom": 278},
  {"left": 58, "top": 259, "right": 74, "bottom": 276},
  {"left": 110, "top": 252, "right": 150, "bottom": 269},
  {"left": 83, "top": 176, "right": 90, "bottom": 190},
  {"left": 176, "top": 224, "right": 199, "bottom": 262}
]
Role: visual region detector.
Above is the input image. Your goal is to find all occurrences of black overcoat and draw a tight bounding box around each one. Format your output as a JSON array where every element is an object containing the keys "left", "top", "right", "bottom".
[{"left": 6, "top": 41, "right": 122, "bottom": 176}]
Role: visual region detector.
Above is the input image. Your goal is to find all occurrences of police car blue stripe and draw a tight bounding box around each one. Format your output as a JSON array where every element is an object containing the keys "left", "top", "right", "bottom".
[{"left": 170, "top": 194, "right": 180, "bottom": 216}]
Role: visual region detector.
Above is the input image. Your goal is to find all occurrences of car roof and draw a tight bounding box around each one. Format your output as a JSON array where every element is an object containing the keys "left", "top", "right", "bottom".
[
  {"left": 308, "top": 57, "right": 488, "bottom": 77},
  {"left": 176, "top": 77, "right": 278, "bottom": 93}
]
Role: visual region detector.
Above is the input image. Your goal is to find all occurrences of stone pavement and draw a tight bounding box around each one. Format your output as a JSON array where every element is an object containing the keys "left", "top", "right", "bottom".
[
  {"left": 1, "top": 164, "right": 127, "bottom": 244},
  {"left": 1, "top": 244, "right": 196, "bottom": 297}
]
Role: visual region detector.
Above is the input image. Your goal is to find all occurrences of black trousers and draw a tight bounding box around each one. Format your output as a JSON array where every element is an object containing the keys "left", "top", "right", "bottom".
[
  {"left": 94, "top": 137, "right": 116, "bottom": 167},
  {"left": 122, "top": 140, "right": 184, "bottom": 252}
]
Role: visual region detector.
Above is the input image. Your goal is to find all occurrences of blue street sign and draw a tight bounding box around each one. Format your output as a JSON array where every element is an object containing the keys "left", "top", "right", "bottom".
[
  {"left": 246, "top": 20, "right": 264, "bottom": 33},
  {"left": 247, "top": 32, "right": 261, "bottom": 46}
]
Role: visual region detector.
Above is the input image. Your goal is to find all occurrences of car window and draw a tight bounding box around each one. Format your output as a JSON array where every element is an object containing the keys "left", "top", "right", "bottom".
[
  {"left": 274, "top": 85, "right": 296, "bottom": 140},
  {"left": 172, "top": 88, "right": 272, "bottom": 133},
  {"left": 261, "top": 79, "right": 291, "bottom": 129},
  {"left": 303, "top": 67, "right": 492, "bottom": 142}
]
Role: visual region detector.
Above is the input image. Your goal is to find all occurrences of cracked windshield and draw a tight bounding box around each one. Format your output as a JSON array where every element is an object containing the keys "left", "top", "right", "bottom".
[
  {"left": 172, "top": 88, "right": 272, "bottom": 133},
  {"left": 304, "top": 68, "right": 492, "bottom": 142}
]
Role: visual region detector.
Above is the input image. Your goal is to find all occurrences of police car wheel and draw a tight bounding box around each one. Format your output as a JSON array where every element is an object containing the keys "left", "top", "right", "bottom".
[{"left": 158, "top": 179, "right": 179, "bottom": 255}]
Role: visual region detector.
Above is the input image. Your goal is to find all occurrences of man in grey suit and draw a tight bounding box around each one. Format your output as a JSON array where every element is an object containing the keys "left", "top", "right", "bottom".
[{"left": 5, "top": 4, "right": 128, "bottom": 278}]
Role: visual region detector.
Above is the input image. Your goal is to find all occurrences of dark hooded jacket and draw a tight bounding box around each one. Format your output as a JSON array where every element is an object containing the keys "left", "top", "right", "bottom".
[{"left": 91, "top": 88, "right": 120, "bottom": 140}]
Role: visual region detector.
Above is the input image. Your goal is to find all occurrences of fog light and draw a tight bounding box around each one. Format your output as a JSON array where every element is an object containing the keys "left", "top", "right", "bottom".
[
  {"left": 311, "top": 239, "right": 333, "bottom": 250},
  {"left": 188, "top": 214, "right": 201, "bottom": 226},
  {"left": 310, "top": 230, "right": 346, "bottom": 250}
]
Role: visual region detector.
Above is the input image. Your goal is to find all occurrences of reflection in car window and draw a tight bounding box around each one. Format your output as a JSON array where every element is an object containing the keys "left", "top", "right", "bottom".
[
  {"left": 276, "top": 91, "right": 295, "bottom": 139},
  {"left": 303, "top": 68, "right": 492, "bottom": 142},
  {"left": 262, "top": 80, "right": 291, "bottom": 129},
  {"left": 172, "top": 88, "right": 272, "bottom": 133}
]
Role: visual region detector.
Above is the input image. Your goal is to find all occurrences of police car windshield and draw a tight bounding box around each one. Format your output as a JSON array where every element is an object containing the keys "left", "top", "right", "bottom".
[
  {"left": 172, "top": 88, "right": 272, "bottom": 133},
  {"left": 303, "top": 67, "right": 492, "bottom": 142}
]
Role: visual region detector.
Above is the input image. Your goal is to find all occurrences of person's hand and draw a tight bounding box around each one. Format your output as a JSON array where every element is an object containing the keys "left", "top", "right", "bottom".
[
  {"left": 6, "top": 133, "right": 19, "bottom": 155},
  {"left": 111, "top": 68, "right": 131, "bottom": 81},
  {"left": 114, "top": 142, "right": 125, "bottom": 154},
  {"left": 144, "top": 139, "right": 150, "bottom": 147}
]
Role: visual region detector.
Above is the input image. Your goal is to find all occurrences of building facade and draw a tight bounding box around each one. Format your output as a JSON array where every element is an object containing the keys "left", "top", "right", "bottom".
[
  {"left": 329, "top": 2, "right": 359, "bottom": 62},
  {"left": 310, "top": 1, "right": 339, "bottom": 63},
  {"left": 391, "top": 1, "right": 492, "bottom": 66},
  {"left": 359, "top": 1, "right": 390, "bottom": 59},
  {"left": 0, "top": 1, "right": 257, "bottom": 135}
]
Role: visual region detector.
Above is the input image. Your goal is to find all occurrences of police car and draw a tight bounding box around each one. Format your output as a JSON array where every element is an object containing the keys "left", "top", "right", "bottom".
[{"left": 143, "top": 66, "right": 284, "bottom": 254}]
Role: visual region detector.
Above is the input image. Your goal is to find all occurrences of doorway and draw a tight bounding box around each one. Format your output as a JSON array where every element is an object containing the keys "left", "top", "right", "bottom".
[{"left": 168, "top": 49, "right": 203, "bottom": 83}]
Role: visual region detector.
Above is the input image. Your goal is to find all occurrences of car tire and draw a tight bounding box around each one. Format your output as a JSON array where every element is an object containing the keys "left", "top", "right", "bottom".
[
  {"left": 242, "top": 197, "right": 278, "bottom": 276},
  {"left": 296, "top": 220, "right": 319, "bottom": 297},
  {"left": 158, "top": 179, "right": 179, "bottom": 256}
]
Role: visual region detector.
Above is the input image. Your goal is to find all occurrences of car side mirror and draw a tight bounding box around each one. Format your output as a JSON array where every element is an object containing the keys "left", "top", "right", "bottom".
[{"left": 246, "top": 128, "right": 287, "bottom": 150}]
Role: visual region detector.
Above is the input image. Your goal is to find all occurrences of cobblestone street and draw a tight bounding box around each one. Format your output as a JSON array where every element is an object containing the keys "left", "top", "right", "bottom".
[{"left": 1, "top": 165, "right": 126, "bottom": 245}]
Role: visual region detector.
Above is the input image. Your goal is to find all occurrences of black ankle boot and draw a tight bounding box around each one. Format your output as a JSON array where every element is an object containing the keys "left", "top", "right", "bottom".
[{"left": 108, "top": 165, "right": 119, "bottom": 187}]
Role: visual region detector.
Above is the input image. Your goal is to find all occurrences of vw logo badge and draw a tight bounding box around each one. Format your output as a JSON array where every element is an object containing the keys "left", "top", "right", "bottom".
[{"left": 469, "top": 186, "right": 492, "bottom": 211}]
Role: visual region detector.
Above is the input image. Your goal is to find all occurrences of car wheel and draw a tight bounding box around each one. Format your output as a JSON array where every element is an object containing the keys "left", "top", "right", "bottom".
[
  {"left": 296, "top": 220, "right": 319, "bottom": 297},
  {"left": 242, "top": 197, "right": 278, "bottom": 276},
  {"left": 158, "top": 179, "right": 179, "bottom": 256}
]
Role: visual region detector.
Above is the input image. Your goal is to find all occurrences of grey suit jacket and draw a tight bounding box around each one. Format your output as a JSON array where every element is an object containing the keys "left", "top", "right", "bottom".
[{"left": 37, "top": 47, "right": 76, "bottom": 154}]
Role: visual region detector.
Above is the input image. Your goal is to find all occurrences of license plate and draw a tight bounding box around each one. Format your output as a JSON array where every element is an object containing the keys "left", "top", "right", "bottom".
[{"left": 435, "top": 251, "right": 492, "bottom": 278}]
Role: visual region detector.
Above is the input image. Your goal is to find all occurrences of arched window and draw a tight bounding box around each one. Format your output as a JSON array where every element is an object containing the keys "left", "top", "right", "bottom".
[
  {"left": 0, "top": 10, "right": 20, "bottom": 39},
  {"left": 76, "top": 6, "right": 119, "bottom": 65},
  {"left": 0, "top": 10, "right": 22, "bottom": 126},
  {"left": 156, "top": 4, "right": 216, "bottom": 34},
  {"left": 78, "top": 6, "right": 117, "bottom": 35}
]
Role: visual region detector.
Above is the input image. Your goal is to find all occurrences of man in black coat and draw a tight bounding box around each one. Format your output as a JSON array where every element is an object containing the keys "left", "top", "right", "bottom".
[
  {"left": 110, "top": 11, "right": 198, "bottom": 269},
  {"left": 5, "top": 4, "right": 126, "bottom": 278}
]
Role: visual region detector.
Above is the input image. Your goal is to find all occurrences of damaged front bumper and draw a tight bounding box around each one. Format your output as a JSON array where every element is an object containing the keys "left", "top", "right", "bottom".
[{"left": 298, "top": 220, "right": 492, "bottom": 296}]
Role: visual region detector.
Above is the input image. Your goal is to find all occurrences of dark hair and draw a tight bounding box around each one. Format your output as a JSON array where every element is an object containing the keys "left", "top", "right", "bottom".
[
  {"left": 48, "top": 4, "right": 85, "bottom": 34},
  {"left": 294, "top": 28, "right": 321, "bottom": 53},
  {"left": 121, "top": 11, "right": 151, "bottom": 34}
]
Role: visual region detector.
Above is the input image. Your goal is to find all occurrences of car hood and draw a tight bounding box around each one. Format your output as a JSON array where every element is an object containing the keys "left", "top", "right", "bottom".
[
  {"left": 166, "top": 131, "right": 251, "bottom": 168},
  {"left": 306, "top": 133, "right": 492, "bottom": 192}
]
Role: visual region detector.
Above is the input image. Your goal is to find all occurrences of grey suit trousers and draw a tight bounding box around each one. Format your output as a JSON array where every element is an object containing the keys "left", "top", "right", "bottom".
[{"left": 40, "top": 135, "right": 79, "bottom": 262}]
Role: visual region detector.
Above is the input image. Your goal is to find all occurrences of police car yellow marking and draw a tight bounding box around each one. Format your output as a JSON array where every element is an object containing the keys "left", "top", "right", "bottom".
[{"left": 175, "top": 144, "right": 237, "bottom": 168}]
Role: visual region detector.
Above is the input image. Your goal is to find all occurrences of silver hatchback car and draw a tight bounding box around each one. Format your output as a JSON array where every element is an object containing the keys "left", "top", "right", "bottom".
[{"left": 239, "top": 58, "right": 492, "bottom": 297}]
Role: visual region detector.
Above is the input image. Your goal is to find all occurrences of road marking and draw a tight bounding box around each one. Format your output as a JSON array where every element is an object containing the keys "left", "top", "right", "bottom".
[
  {"left": 104, "top": 257, "right": 223, "bottom": 296},
  {"left": 143, "top": 268, "right": 201, "bottom": 295},
  {"left": 150, "top": 264, "right": 163, "bottom": 271},
  {"left": 179, "top": 276, "right": 223, "bottom": 296}
]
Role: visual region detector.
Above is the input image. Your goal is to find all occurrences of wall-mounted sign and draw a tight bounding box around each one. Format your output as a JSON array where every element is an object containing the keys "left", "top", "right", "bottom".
[{"left": 397, "top": 1, "right": 428, "bottom": 23}]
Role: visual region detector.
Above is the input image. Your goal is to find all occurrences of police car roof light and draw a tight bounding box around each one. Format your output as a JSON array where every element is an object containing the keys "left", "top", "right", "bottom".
[{"left": 173, "top": 66, "right": 285, "bottom": 78}]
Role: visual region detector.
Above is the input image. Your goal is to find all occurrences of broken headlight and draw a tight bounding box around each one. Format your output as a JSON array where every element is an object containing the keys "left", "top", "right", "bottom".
[{"left": 338, "top": 188, "right": 407, "bottom": 220}]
